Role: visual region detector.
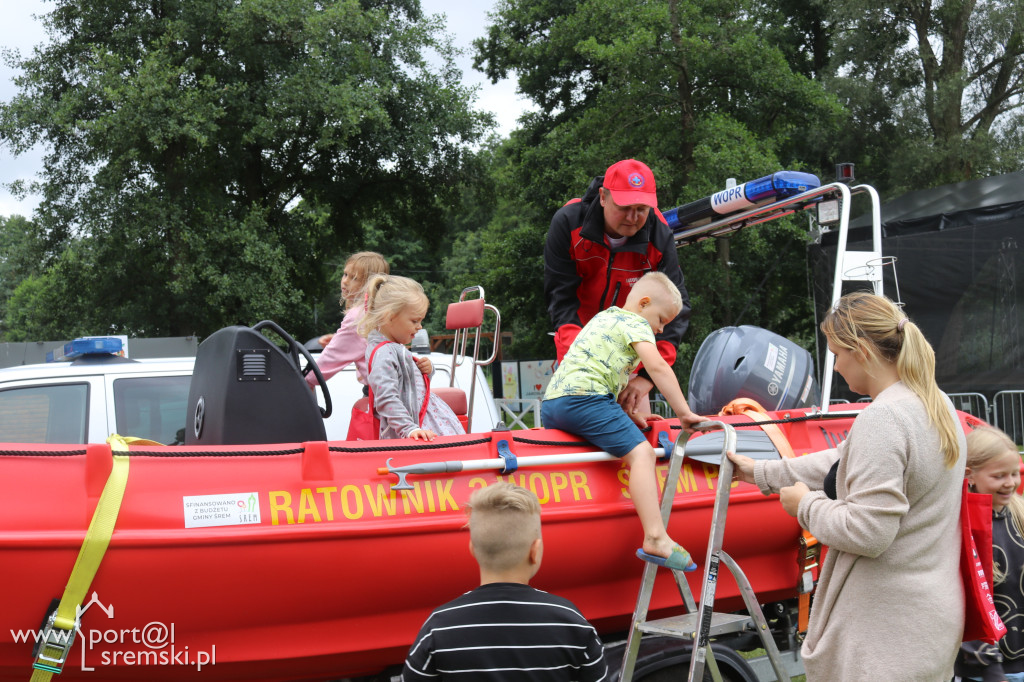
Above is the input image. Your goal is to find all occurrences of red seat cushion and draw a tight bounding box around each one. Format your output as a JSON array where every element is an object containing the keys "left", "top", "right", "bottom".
[
  {"left": 445, "top": 298, "right": 485, "bottom": 330},
  {"left": 432, "top": 387, "right": 467, "bottom": 415}
]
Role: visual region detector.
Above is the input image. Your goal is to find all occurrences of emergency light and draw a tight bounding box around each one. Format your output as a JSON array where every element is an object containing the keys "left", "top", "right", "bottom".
[
  {"left": 662, "top": 171, "right": 821, "bottom": 233},
  {"left": 46, "top": 336, "right": 124, "bottom": 362}
]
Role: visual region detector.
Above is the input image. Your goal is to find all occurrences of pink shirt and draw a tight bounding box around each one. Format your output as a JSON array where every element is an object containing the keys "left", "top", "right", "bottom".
[{"left": 306, "top": 305, "right": 369, "bottom": 386}]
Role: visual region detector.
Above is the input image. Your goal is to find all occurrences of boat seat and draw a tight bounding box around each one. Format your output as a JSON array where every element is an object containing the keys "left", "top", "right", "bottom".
[
  {"left": 186, "top": 324, "right": 326, "bottom": 446},
  {"left": 432, "top": 387, "right": 468, "bottom": 431},
  {"left": 347, "top": 389, "right": 469, "bottom": 438},
  {"left": 437, "top": 296, "right": 486, "bottom": 432}
]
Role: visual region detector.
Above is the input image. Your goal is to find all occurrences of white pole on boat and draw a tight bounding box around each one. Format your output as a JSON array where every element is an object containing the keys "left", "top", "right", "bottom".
[
  {"left": 377, "top": 448, "right": 668, "bottom": 491},
  {"left": 377, "top": 409, "right": 866, "bottom": 490}
]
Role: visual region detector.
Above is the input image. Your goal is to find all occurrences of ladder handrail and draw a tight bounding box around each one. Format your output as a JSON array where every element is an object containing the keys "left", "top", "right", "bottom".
[{"left": 620, "top": 421, "right": 790, "bottom": 682}]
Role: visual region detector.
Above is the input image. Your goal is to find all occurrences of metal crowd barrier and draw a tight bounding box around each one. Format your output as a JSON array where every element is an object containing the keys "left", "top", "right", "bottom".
[
  {"left": 993, "top": 391, "right": 1024, "bottom": 450},
  {"left": 947, "top": 392, "right": 991, "bottom": 423}
]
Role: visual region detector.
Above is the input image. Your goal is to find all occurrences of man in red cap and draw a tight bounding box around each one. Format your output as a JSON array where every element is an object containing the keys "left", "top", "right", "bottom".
[{"left": 544, "top": 159, "right": 691, "bottom": 414}]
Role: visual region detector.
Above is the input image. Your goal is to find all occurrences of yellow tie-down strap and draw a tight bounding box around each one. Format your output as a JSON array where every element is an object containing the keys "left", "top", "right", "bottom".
[
  {"left": 719, "top": 399, "right": 820, "bottom": 635},
  {"left": 30, "top": 436, "right": 135, "bottom": 680}
]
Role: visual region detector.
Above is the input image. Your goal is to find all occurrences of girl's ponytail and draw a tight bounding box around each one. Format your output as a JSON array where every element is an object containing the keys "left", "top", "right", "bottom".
[{"left": 357, "top": 274, "right": 429, "bottom": 338}]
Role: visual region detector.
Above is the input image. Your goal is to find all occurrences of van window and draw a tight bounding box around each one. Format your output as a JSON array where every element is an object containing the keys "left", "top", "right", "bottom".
[
  {"left": 112, "top": 376, "right": 191, "bottom": 445},
  {"left": 0, "top": 383, "right": 89, "bottom": 443}
]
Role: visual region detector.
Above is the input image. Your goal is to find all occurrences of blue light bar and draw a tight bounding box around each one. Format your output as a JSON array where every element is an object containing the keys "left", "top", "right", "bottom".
[
  {"left": 663, "top": 171, "right": 821, "bottom": 232},
  {"left": 46, "top": 337, "right": 124, "bottom": 362}
]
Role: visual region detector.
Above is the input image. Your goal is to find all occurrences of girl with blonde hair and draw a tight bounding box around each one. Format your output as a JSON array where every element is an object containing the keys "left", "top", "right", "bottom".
[
  {"left": 359, "top": 274, "right": 463, "bottom": 441},
  {"left": 729, "top": 291, "right": 966, "bottom": 681},
  {"left": 307, "top": 251, "right": 390, "bottom": 390},
  {"left": 956, "top": 425, "right": 1024, "bottom": 682}
]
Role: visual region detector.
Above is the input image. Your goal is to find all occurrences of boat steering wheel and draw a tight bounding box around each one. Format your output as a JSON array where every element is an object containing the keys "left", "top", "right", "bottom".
[{"left": 252, "top": 320, "right": 332, "bottom": 419}]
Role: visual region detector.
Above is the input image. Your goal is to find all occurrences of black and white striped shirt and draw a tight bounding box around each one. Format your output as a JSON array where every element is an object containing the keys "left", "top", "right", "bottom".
[{"left": 403, "top": 582, "right": 607, "bottom": 681}]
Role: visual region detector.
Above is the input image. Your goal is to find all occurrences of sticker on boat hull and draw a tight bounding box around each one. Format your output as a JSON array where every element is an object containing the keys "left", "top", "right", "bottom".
[{"left": 184, "top": 492, "right": 261, "bottom": 528}]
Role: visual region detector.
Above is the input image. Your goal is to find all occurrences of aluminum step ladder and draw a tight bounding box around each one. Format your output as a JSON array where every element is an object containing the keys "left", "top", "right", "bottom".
[{"left": 618, "top": 421, "right": 789, "bottom": 682}]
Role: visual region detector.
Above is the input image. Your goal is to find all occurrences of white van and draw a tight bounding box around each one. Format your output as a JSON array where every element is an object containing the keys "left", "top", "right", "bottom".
[{"left": 0, "top": 336, "right": 499, "bottom": 445}]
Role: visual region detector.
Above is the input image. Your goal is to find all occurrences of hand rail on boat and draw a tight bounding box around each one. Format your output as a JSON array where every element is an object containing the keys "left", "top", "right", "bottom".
[
  {"left": 446, "top": 285, "right": 501, "bottom": 433},
  {"left": 672, "top": 181, "right": 885, "bottom": 413}
]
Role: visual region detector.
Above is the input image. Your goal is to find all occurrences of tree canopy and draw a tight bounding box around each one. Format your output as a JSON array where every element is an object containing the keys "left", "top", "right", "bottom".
[
  {"left": 2, "top": 0, "right": 1023, "bottom": 379},
  {"left": 0, "top": 0, "right": 491, "bottom": 339}
]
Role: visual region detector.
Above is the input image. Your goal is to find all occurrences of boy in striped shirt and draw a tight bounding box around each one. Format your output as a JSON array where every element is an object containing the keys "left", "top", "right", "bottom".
[{"left": 403, "top": 483, "right": 607, "bottom": 681}]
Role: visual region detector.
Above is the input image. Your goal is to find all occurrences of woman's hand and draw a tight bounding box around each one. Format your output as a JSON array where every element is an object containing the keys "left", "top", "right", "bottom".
[
  {"left": 780, "top": 482, "right": 810, "bottom": 517},
  {"left": 409, "top": 428, "right": 437, "bottom": 441},
  {"left": 726, "top": 450, "right": 756, "bottom": 485}
]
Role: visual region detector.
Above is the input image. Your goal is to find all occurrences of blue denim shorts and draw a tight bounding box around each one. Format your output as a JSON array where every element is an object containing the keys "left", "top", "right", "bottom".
[{"left": 541, "top": 394, "right": 646, "bottom": 456}]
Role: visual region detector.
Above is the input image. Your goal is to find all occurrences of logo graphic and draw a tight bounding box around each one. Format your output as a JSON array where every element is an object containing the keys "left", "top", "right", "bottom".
[
  {"left": 79, "top": 592, "right": 115, "bottom": 620},
  {"left": 627, "top": 172, "right": 645, "bottom": 188}
]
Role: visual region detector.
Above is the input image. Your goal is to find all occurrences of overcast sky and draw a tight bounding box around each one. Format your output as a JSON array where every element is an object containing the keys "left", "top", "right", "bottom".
[{"left": 0, "top": 0, "right": 532, "bottom": 218}]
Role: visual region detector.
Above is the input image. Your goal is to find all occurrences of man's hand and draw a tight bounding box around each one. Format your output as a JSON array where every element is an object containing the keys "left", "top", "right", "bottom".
[
  {"left": 780, "top": 482, "right": 810, "bottom": 517},
  {"left": 618, "top": 374, "right": 654, "bottom": 415}
]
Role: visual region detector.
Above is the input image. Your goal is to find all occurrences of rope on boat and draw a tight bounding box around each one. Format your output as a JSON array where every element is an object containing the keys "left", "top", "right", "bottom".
[
  {"left": 512, "top": 435, "right": 589, "bottom": 447},
  {"left": 667, "top": 411, "right": 859, "bottom": 429},
  {"left": 0, "top": 448, "right": 87, "bottom": 457},
  {"left": 329, "top": 437, "right": 491, "bottom": 453},
  {"left": 129, "top": 448, "right": 305, "bottom": 457}
]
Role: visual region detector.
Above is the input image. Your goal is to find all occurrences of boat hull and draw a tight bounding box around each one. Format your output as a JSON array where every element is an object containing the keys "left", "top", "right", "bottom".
[{"left": 0, "top": 406, "right": 980, "bottom": 680}]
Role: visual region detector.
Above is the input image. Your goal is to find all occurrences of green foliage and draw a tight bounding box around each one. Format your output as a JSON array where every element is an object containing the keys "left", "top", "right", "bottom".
[
  {"left": 3, "top": 0, "right": 1021, "bottom": 382},
  {"left": 819, "top": 0, "right": 1024, "bottom": 194},
  {"left": 0, "top": 0, "right": 491, "bottom": 341},
  {"left": 0, "top": 214, "right": 44, "bottom": 333},
  {"left": 469, "top": 0, "right": 839, "bottom": 369}
]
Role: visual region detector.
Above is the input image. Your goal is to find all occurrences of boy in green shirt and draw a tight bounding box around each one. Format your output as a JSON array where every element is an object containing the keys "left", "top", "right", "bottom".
[{"left": 542, "top": 272, "right": 703, "bottom": 570}]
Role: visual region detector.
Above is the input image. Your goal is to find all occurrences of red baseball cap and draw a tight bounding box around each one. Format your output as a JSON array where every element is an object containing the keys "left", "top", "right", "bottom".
[{"left": 602, "top": 159, "right": 658, "bottom": 208}]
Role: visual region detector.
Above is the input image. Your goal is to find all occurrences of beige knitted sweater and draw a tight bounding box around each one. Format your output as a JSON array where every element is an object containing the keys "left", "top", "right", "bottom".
[{"left": 754, "top": 382, "right": 966, "bottom": 681}]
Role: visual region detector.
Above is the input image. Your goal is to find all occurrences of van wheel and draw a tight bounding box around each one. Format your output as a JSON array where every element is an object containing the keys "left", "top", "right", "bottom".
[
  {"left": 636, "top": 645, "right": 759, "bottom": 682},
  {"left": 638, "top": 666, "right": 738, "bottom": 682}
]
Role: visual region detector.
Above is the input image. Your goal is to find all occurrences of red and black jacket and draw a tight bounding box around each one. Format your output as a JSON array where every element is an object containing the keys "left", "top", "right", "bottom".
[{"left": 543, "top": 176, "right": 691, "bottom": 364}]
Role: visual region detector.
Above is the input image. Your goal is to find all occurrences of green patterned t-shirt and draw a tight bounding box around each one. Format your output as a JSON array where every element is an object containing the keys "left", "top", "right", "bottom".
[{"left": 544, "top": 307, "right": 655, "bottom": 400}]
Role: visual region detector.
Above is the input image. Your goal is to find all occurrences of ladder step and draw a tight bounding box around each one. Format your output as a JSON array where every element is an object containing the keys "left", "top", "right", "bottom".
[{"left": 637, "top": 612, "right": 753, "bottom": 640}]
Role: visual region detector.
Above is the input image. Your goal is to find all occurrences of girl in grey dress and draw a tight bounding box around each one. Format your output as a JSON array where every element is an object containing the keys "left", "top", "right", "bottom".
[{"left": 360, "top": 274, "right": 464, "bottom": 440}]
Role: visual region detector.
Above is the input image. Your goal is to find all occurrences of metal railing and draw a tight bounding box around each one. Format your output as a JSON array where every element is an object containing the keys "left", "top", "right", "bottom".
[
  {"left": 947, "top": 393, "right": 991, "bottom": 422},
  {"left": 494, "top": 399, "right": 542, "bottom": 430},
  {"left": 650, "top": 399, "right": 672, "bottom": 419},
  {"left": 993, "top": 391, "right": 1024, "bottom": 448}
]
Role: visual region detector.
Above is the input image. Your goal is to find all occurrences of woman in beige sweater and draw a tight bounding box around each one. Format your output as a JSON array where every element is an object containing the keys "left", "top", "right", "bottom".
[{"left": 730, "top": 292, "right": 965, "bottom": 681}]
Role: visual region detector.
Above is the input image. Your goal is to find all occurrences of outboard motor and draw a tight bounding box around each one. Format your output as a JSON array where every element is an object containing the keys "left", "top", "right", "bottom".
[
  {"left": 688, "top": 325, "right": 819, "bottom": 415},
  {"left": 186, "top": 320, "right": 331, "bottom": 445}
]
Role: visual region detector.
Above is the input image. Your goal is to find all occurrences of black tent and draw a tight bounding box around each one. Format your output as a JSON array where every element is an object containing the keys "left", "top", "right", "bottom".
[{"left": 808, "top": 172, "right": 1024, "bottom": 400}]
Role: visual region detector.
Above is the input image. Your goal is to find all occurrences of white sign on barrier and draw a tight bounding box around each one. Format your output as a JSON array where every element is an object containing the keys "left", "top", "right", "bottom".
[
  {"left": 520, "top": 360, "right": 556, "bottom": 400},
  {"left": 501, "top": 362, "right": 520, "bottom": 400}
]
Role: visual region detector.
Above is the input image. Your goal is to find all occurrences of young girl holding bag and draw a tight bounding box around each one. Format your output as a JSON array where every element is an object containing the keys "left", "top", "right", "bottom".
[
  {"left": 956, "top": 426, "right": 1024, "bottom": 682},
  {"left": 359, "top": 274, "right": 464, "bottom": 441}
]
